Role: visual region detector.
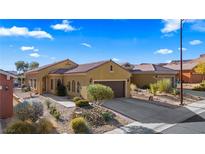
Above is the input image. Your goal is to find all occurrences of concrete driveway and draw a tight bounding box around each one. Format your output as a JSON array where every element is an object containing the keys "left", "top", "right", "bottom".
[
  {"left": 104, "top": 98, "right": 205, "bottom": 134},
  {"left": 103, "top": 98, "right": 204, "bottom": 124},
  {"left": 184, "top": 89, "right": 205, "bottom": 99}
]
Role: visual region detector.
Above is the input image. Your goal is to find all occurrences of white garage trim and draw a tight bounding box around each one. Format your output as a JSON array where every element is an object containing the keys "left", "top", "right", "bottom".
[{"left": 93, "top": 79, "right": 127, "bottom": 97}]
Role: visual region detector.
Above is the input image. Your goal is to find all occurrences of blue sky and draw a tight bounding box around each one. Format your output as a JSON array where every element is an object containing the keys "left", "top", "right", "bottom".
[{"left": 0, "top": 19, "right": 205, "bottom": 71}]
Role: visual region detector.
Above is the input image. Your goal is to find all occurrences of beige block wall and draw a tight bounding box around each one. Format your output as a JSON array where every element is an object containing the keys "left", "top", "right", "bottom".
[{"left": 131, "top": 74, "right": 176, "bottom": 88}]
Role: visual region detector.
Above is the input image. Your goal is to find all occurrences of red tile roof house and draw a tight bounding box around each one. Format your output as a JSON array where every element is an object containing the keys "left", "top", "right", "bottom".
[
  {"left": 0, "top": 69, "right": 17, "bottom": 119},
  {"left": 163, "top": 54, "right": 205, "bottom": 83}
]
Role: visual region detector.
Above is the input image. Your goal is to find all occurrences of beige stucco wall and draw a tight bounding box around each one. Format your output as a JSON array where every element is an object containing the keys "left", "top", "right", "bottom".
[
  {"left": 25, "top": 60, "right": 77, "bottom": 94},
  {"left": 87, "top": 61, "right": 131, "bottom": 97},
  {"left": 131, "top": 73, "right": 176, "bottom": 88}
]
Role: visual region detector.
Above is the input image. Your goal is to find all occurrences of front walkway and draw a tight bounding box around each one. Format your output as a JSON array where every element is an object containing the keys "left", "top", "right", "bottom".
[
  {"left": 105, "top": 99, "right": 205, "bottom": 134},
  {"left": 41, "top": 94, "right": 75, "bottom": 108}
]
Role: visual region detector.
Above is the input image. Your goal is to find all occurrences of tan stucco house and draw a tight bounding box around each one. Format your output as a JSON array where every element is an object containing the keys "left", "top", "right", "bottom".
[
  {"left": 122, "top": 63, "right": 177, "bottom": 88},
  {"left": 25, "top": 59, "right": 131, "bottom": 99}
]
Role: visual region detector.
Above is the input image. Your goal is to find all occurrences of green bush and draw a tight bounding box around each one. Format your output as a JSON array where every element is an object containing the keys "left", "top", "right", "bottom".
[
  {"left": 49, "top": 106, "right": 61, "bottom": 120},
  {"left": 75, "top": 99, "right": 90, "bottom": 107},
  {"left": 193, "top": 80, "right": 205, "bottom": 91},
  {"left": 5, "top": 121, "right": 37, "bottom": 134},
  {"left": 71, "top": 117, "right": 90, "bottom": 134},
  {"left": 72, "top": 96, "right": 82, "bottom": 102},
  {"left": 21, "top": 86, "right": 31, "bottom": 92},
  {"left": 101, "top": 111, "right": 114, "bottom": 121},
  {"left": 14, "top": 100, "right": 44, "bottom": 122},
  {"left": 156, "top": 79, "right": 172, "bottom": 93},
  {"left": 172, "top": 88, "right": 180, "bottom": 96},
  {"left": 36, "top": 118, "right": 54, "bottom": 134},
  {"left": 45, "top": 99, "right": 51, "bottom": 109},
  {"left": 56, "top": 83, "right": 66, "bottom": 96},
  {"left": 149, "top": 83, "right": 158, "bottom": 95},
  {"left": 87, "top": 84, "right": 114, "bottom": 102}
]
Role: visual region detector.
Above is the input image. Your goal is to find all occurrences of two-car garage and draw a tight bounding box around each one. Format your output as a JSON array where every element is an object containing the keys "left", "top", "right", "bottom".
[{"left": 94, "top": 80, "right": 126, "bottom": 98}]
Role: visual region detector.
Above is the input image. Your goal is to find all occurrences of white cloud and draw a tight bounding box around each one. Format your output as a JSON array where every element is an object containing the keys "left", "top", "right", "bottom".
[
  {"left": 29, "top": 53, "right": 40, "bottom": 58},
  {"left": 33, "top": 49, "right": 39, "bottom": 52},
  {"left": 0, "top": 26, "right": 53, "bottom": 39},
  {"left": 81, "top": 43, "right": 92, "bottom": 48},
  {"left": 189, "top": 40, "right": 203, "bottom": 45},
  {"left": 20, "top": 46, "right": 34, "bottom": 51},
  {"left": 155, "top": 48, "right": 173, "bottom": 55},
  {"left": 112, "top": 58, "right": 120, "bottom": 62},
  {"left": 161, "top": 19, "right": 180, "bottom": 33},
  {"left": 178, "top": 47, "right": 187, "bottom": 51},
  {"left": 51, "top": 20, "right": 77, "bottom": 32},
  {"left": 166, "top": 60, "right": 172, "bottom": 63},
  {"left": 50, "top": 57, "right": 56, "bottom": 60},
  {"left": 191, "top": 20, "right": 205, "bottom": 32}
]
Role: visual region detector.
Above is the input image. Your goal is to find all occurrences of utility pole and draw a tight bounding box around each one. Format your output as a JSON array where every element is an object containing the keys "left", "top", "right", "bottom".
[{"left": 180, "top": 19, "right": 184, "bottom": 106}]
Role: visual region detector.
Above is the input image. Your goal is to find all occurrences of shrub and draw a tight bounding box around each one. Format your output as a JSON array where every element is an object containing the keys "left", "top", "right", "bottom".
[
  {"left": 172, "top": 88, "right": 180, "bottom": 96},
  {"left": 14, "top": 100, "right": 44, "bottom": 122},
  {"left": 71, "top": 117, "right": 90, "bottom": 134},
  {"left": 142, "top": 85, "right": 150, "bottom": 89},
  {"left": 87, "top": 84, "right": 114, "bottom": 103},
  {"left": 149, "top": 83, "right": 158, "bottom": 95},
  {"left": 21, "top": 86, "right": 31, "bottom": 92},
  {"left": 156, "top": 79, "right": 172, "bottom": 93},
  {"left": 130, "top": 83, "right": 137, "bottom": 91},
  {"left": 45, "top": 99, "right": 51, "bottom": 109},
  {"left": 36, "top": 118, "right": 54, "bottom": 134},
  {"left": 193, "top": 80, "right": 205, "bottom": 91},
  {"left": 101, "top": 111, "right": 114, "bottom": 121},
  {"left": 72, "top": 96, "right": 82, "bottom": 102},
  {"left": 56, "top": 83, "right": 66, "bottom": 96},
  {"left": 75, "top": 99, "right": 90, "bottom": 107},
  {"left": 5, "top": 121, "right": 37, "bottom": 134},
  {"left": 49, "top": 106, "right": 61, "bottom": 120}
]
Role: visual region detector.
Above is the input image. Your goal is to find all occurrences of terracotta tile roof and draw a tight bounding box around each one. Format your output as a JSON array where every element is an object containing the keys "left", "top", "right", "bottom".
[
  {"left": 25, "top": 59, "right": 77, "bottom": 73},
  {"left": 131, "top": 64, "right": 177, "bottom": 74},
  {"left": 49, "top": 68, "right": 73, "bottom": 74},
  {"left": 163, "top": 54, "right": 205, "bottom": 71},
  {"left": 64, "top": 60, "right": 109, "bottom": 74}
]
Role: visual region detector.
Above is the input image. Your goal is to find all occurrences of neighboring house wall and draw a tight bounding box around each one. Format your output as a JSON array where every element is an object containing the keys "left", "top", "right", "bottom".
[
  {"left": 0, "top": 73, "right": 13, "bottom": 118},
  {"left": 131, "top": 74, "right": 176, "bottom": 88}
]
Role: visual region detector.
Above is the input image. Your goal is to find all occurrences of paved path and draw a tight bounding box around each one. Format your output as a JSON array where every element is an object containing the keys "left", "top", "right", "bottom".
[{"left": 104, "top": 98, "right": 205, "bottom": 134}]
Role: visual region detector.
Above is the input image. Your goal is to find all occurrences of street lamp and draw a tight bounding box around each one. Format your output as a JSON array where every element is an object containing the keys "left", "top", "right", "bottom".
[{"left": 180, "top": 19, "right": 184, "bottom": 106}]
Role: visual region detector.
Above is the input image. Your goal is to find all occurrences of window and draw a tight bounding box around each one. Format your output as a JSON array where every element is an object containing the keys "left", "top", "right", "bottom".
[
  {"left": 77, "top": 82, "right": 80, "bottom": 93},
  {"left": 110, "top": 65, "right": 113, "bottom": 72},
  {"left": 72, "top": 80, "right": 75, "bottom": 92},
  {"left": 67, "top": 81, "right": 71, "bottom": 91},
  {"left": 57, "top": 79, "right": 61, "bottom": 88},
  {"left": 51, "top": 79, "right": 53, "bottom": 90},
  {"left": 30, "top": 79, "right": 33, "bottom": 87}
]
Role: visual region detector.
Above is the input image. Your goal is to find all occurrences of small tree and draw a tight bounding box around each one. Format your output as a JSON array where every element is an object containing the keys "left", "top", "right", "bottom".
[
  {"left": 87, "top": 84, "right": 114, "bottom": 104},
  {"left": 29, "top": 61, "right": 39, "bottom": 70},
  {"left": 195, "top": 62, "right": 205, "bottom": 80}
]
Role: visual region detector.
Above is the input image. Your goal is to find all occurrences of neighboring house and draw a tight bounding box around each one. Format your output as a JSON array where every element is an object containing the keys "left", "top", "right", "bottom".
[
  {"left": 163, "top": 54, "right": 205, "bottom": 83},
  {"left": 25, "top": 59, "right": 131, "bottom": 98},
  {"left": 123, "top": 63, "right": 177, "bottom": 88},
  {"left": 0, "top": 69, "right": 17, "bottom": 118}
]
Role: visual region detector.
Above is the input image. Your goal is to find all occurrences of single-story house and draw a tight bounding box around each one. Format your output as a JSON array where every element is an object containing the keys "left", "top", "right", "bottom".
[
  {"left": 124, "top": 63, "right": 177, "bottom": 88},
  {"left": 163, "top": 54, "right": 205, "bottom": 83},
  {"left": 25, "top": 59, "right": 131, "bottom": 99},
  {"left": 0, "top": 69, "right": 17, "bottom": 118}
]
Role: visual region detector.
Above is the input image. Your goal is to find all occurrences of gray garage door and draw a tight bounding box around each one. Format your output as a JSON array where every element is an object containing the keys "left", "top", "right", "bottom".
[{"left": 94, "top": 81, "right": 125, "bottom": 98}]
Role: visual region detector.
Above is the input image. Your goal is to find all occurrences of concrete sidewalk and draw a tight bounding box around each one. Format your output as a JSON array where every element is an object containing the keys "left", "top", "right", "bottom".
[{"left": 106, "top": 100, "right": 205, "bottom": 134}]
